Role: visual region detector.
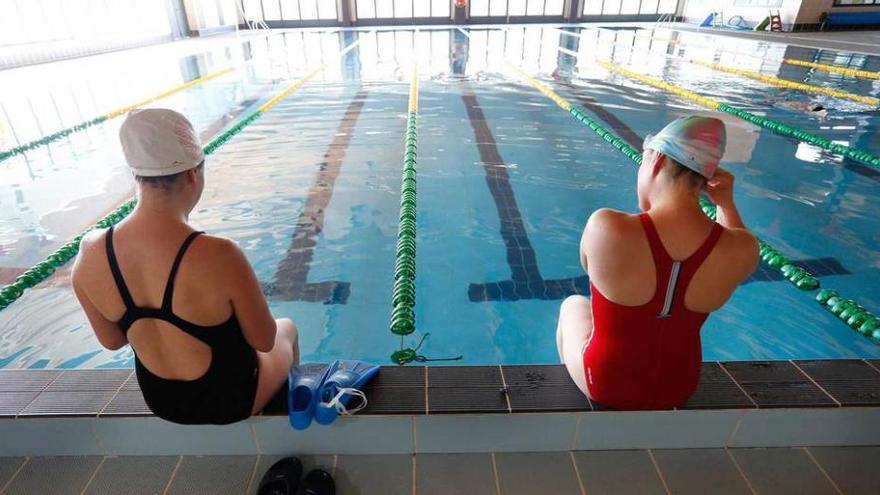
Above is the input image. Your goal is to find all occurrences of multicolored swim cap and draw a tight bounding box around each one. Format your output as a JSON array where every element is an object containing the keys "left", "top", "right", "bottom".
[{"left": 644, "top": 116, "right": 726, "bottom": 179}]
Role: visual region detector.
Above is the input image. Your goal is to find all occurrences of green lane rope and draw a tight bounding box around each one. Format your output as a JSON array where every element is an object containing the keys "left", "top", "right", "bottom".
[
  {"left": 0, "top": 66, "right": 327, "bottom": 312},
  {"left": 0, "top": 67, "right": 235, "bottom": 165},
  {"left": 388, "top": 66, "right": 462, "bottom": 365},
  {"left": 0, "top": 116, "right": 108, "bottom": 163},
  {"left": 817, "top": 289, "right": 880, "bottom": 341},
  {"left": 715, "top": 103, "right": 880, "bottom": 169},
  {"left": 597, "top": 61, "right": 880, "bottom": 170}
]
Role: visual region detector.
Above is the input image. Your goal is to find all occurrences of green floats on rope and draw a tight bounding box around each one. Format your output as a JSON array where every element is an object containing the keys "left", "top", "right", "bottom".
[
  {"left": 715, "top": 104, "right": 880, "bottom": 169},
  {"left": 0, "top": 116, "right": 109, "bottom": 164},
  {"left": 565, "top": 105, "right": 820, "bottom": 292},
  {"left": 816, "top": 289, "right": 880, "bottom": 340},
  {"left": 389, "top": 110, "right": 419, "bottom": 347},
  {"left": 0, "top": 107, "right": 268, "bottom": 312}
]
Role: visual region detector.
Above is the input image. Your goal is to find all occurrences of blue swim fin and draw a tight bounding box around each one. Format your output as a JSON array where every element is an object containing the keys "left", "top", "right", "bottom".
[
  {"left": 288, "top": 363, "right": 332, "bottom": 431},
  {"left": 314, "top": 360, "right": 380, "bottom": 426}
]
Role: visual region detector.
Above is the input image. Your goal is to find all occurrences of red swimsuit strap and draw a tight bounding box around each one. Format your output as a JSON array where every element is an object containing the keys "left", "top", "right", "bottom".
[
  {"left": 637, "top": 213, "right": 725, "bottom": 310},
  {"left": 674, "top": 222, "right": 725, "bottom": 290}
]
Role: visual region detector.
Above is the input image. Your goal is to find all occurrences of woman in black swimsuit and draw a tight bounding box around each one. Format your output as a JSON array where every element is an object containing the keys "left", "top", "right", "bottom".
[{"left": 72, "top": 108, "right": 298, "bottom": 424}]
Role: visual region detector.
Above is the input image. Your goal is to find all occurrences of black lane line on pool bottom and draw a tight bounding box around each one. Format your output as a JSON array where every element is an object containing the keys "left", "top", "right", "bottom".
[
  {"left": 462, "top": 83, "right": 590, "bottom": 302},
  {"left": 557, "top": 82, "right": 852, "bottom": 286},
  {"left": 264, "top": 89, "right": 369, "bottom": 304}
]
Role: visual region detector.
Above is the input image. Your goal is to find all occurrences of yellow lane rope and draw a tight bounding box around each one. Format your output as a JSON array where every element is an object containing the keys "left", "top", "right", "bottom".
[
  {"left": 782, "top": 58, "right": 880, "bottom": 80},
  {"left": 689, "top": 59, "right": 880, "bottom": 107},
  {"left": 104, "top": 67, "right": 236, "bottom": 119},
  {"left": 408, "top": 65, "right": 419, "bottom": 112},
  {"left": 507, "top": 63, "right": 573, "bottom": 111},
  {"left": 561, "top": 27, "right": 880, "bottom": 83},
  {"left": 596, "top": 60, "right": 722, "bottom": 108},
  {"left": 258, "top": 65, "right": 325, "bottom": 112}
]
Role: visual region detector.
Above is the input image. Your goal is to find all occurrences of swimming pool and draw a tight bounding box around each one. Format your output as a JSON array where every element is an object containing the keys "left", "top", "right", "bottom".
[{"left": 1, "top": 25, "right": 879, "bottom": 369}]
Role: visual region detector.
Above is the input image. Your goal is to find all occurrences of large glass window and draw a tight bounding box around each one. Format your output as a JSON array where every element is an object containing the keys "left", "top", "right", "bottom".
[
  {"left": 585, "top": 0, "right": 679, "bottom": 14},
  {"left": 472, "top": 0, "right": 567, "bottom": 16},
  {"left": 281, "top": 0, "right": 301, "bottom": 19},
  {"left": 602, "top": 0, "right": 621, "bottom": 14},
  {"left": 357, "top": 0, "right": 451, "bottom": 18},
  {"left": 471, "top": 0, "right": 490, "bottom": 16},
  {"left": 262, "top": 0, "right": 282, "bottom": 21},
  {"left": 620, "top": 0, "right": 640, "bottom": 14},
  {"left": 583, "top": 0, "right": 602, "bottom": 15}
]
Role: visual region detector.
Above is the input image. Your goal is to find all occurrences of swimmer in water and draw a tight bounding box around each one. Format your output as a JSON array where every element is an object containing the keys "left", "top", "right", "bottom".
[{"left": 771, "top": 100, "right": 829, "bottom": 119}]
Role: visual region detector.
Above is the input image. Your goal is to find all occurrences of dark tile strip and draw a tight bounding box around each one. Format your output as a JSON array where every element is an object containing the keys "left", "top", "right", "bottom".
[
  {"left": 721, "top": 361, "right": 837, "bottom": 408},
  {"left": 792, "top": 360, "right": 880, "bottom": 407},
  {"left": 6, "top": 362, "right": 879, "bottom": 418},
  {"left": 265, "top": 90, "right": 369, "bottom": 304},
  {"left": 461, "top": 83, "right": 589, "bottom": 302}
]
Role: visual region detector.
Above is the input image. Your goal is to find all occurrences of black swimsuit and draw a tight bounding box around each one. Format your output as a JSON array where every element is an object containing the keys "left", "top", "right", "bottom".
[{"left": 106, "top": 226, "right": 259, "bottom": 425}]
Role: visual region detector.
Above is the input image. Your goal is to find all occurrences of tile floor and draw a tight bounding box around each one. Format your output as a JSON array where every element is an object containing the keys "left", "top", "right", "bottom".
[{"left": 0, "top": 447, "right": 876, "bottom": 494}]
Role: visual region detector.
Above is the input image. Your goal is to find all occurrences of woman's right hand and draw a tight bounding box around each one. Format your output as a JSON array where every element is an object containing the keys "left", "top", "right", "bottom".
[{"left": 705, "top": 167, "right": 736, "bottom": 208}]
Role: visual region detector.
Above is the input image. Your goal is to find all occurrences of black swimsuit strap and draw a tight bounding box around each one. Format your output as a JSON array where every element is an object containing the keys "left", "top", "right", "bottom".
[
  {"left": 161, "top": 231, "right": 204, "bottom": 312},
  {"left": 105, "top": 226, "right": 136, "bottom": 310}
]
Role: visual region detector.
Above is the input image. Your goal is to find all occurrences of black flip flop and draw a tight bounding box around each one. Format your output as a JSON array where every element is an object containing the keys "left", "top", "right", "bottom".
[
  {"left": 258, "top": 457, "right": 304, "bottom": 495},
  {"left": 294, "top": 469, "right": 335, "bottom": 495}
]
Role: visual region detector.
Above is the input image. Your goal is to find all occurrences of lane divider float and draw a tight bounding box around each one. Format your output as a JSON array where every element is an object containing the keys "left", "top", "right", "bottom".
[
  {"left": 0, "top": 63, "right": 334, "bottom": 311},
  {"left": 573, "top": 27, "right": 880, "bottom": 81},
  {"left": 782, "top": 58, "right": 880, "bottom": 80},
  {"left": 688, "top": 59, "right": 880, "bottom": 107},
  {"left": 596, "top": 60, "right": 880, "bottom": 169},
  {"left": 506, "top": 63, "right": 822, "bottom": 290},
  {"left": 0, "top": 67, "right": 235, "bottom": 164},
  {"left": 816, "top": 289, "right": 880, "bottom": 340}
]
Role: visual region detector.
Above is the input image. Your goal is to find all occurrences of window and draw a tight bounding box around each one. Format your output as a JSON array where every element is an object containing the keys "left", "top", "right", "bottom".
[
  {"left": 620, "top": 0, "right": 640, "bottom": 14},
  {"left": 657, "top": 0, "right": 677, "bottom": 12},
  {"left": 262, "top": 0, "right": 282, "bottom": 21},
  {"left": 584, "top": 0, "right": 680, "bottom": 14},
  {"left": 582, "top": 0, "right": 602, "bottom": 15},
  {"left": 471, "top": 0, "right": 489, "bottom": 15},
  {"left": 602, "top": 0, "right": 621, "bottom": 14},
  {"left": 543, "top": 0, "right": 564, "bottom": 15},
  {"left": 640, "top": 0, "right": 660, "bottom": 14},
  {"left": 509, "top": 0, "right": 527, "bottom": 15},
  {"left": 281, "top": 0, "right": 300, "bottom": 19},
  {"left": 471, "top": 0, "right": 566, "bottom": 17},
  {"left": 357, "top": 0, "right": 449, "bottom": 18}
]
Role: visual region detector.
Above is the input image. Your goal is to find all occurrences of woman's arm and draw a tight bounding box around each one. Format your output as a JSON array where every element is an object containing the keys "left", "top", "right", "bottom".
[
  {"left": 71, "top": 240, "right": 128, "bottom": 350},
  {"left": 220, "top": 239, "right": 277, "bottom": 352}
]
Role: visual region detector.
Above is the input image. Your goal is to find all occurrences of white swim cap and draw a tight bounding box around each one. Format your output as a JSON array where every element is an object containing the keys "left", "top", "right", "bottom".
[
  {"left": 644, "top": 116, "right": 726, "bottom": 179},
  {"left": 119, "top": 109, "right": 204, "bottom": 177}
]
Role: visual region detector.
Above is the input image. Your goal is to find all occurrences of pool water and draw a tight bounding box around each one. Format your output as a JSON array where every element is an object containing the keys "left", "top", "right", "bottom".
[{"left": 1, "top": 25, "right": 879, "bottom": 369}]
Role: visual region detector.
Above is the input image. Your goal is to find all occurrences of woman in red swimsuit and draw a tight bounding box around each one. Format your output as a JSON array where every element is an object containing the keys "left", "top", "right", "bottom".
[{"left": 557, "top": 116, "right": 759, "bottom": 410}]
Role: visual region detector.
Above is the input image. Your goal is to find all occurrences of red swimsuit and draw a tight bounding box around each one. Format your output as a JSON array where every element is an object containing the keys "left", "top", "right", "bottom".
[{"left": 583, "top": 213, "right": 724, "bottom": 410}]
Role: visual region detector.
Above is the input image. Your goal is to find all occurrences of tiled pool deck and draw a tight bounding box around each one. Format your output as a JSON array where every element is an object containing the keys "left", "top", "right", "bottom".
[
  {"left": 1, "top": 447, "right": 878, "bottom": 494},
  {"left": 1, "top": 360, "right": 879, "bottom": 458}
]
